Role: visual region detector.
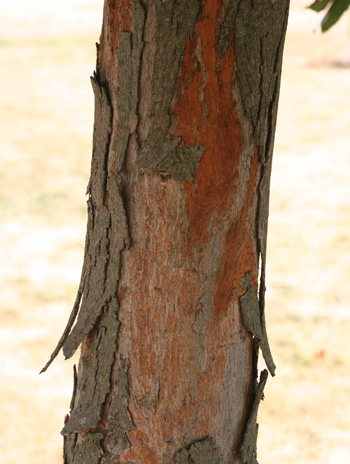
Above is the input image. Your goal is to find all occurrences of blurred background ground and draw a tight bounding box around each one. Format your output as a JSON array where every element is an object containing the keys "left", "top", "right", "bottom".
[{"left": 0, "top": 1, "right": 349, "bottom": 463}]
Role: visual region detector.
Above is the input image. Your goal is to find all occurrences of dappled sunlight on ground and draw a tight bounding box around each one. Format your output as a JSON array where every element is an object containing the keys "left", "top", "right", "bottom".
[{"left": 0, "top": 1, "right": 349, "bottom": 463}]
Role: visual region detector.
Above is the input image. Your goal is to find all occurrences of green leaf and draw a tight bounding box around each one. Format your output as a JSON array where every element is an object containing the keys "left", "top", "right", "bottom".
[
  {"left": 308, "top": 0, "right": 332, "bottom": 12},
  {"left": 321, "top": 0, "right": 350, "bottom": 31}
]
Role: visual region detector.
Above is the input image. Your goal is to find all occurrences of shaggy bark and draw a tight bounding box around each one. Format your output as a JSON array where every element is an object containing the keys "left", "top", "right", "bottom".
[{"left": 45, "top": 1, "right": 290, "bottom": 463}]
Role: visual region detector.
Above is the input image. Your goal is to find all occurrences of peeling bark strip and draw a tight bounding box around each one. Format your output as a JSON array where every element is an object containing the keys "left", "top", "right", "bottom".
[
  {"left": 240, "top": 370, "right": 268, "bottom": 464},
  {"left": 42, "top": 73, "right": 131, "bottom": 369},
  {"left": 240, "top": 272, "right": 275, "bottom": 376},
  {"left": 44, "top": 1, "right": 290, "bottom": 463},
  {"left": 62, "top": 75, "right": 131, "bottom": 359},
  {"left": 62, "top": 298, "right": 121, "bottom": 435},
  {"left": 234, "top": 0, "right": 290, "bottom": 356}
]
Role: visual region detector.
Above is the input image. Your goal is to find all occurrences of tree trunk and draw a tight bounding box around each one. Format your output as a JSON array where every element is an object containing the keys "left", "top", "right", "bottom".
[{"left": 45, "top": 1, "right": 290, "bottom": 463}]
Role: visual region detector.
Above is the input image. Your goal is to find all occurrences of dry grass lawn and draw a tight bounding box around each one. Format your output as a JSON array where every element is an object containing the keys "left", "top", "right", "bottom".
[{"left": 1, "top": 1, "right": 349, "bottom": 463}]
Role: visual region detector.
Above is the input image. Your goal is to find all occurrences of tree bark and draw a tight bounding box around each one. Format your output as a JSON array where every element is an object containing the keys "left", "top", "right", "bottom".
[{"left": 46, "top": 1, "right": 290, "bottom": 463}]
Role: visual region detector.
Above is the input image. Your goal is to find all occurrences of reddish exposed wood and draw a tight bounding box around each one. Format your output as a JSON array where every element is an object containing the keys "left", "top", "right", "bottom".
[
  {"left": 214, "top": 150, "right": 260, "bottom": 315},
  {"left": 173, "top": 3, "right": 259, "bottom": 319}
]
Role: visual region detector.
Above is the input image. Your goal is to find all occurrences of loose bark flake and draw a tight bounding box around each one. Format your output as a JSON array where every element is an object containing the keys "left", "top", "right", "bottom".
[
  {"left": 240, "top": 370, "right": 268, "bottom": 464},
  {"left": 239, "top": 272, "right": 276, "bottom": 376},
  {"left": 62, "top": 75, "right": 131, "bottom": 360},
  {"left": 42, "top": 73, "right": 131, "bottom": 371},
  {"left": 62, "top": 298, "right": 121, "bottom": 435},
  {"left": 234, "top": 1, "right": 290, "bottom": 369}
]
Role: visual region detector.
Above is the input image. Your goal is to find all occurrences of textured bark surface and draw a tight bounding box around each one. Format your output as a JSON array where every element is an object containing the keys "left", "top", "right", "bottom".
[{"left": 47, "top": 1, "right": 290, "bottom": 463}]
